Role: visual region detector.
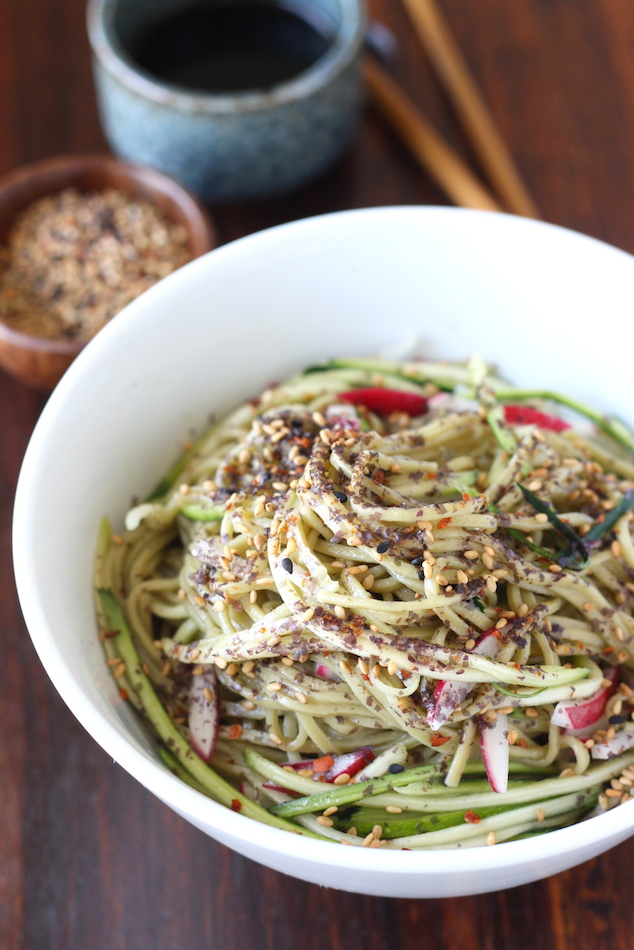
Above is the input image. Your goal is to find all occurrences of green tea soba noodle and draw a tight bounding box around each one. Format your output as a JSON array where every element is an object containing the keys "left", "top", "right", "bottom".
[{"left": 95, "top": 355, "right": 634, "bottom": 848}]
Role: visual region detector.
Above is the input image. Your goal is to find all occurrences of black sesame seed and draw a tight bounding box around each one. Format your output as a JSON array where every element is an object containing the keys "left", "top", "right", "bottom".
[
  {"left": 281, "top": 558, "right": 294, "bottom": 574},
  {"left": 377, "top": 542, "right": 390, "bottom": 554},
  {"left": 388, "top": 763, "right": 405, "bottom": 774},
  {"left": 333, "top": 491, "right": 348, "bottom": 503},
  {"left": 411, "top": 557, "right": 423, "bottom": 567},
  {"left": 609, "top": 714, "right": 626, "bottom": 725},
  {"left": 417, "top": 570, "right": 426, "bottom": 581}
]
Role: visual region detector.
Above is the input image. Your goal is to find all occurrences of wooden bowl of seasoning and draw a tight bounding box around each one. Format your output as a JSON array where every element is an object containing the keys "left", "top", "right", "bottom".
[{"left": 0, "top": 153, "right": 215, "bottom": 391}]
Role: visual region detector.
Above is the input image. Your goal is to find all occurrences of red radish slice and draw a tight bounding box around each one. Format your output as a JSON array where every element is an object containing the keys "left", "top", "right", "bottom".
[
  {"left": 262, "top": 782, "right": 298, "bottom": 796},
  {"left": 188, "top": 668, "right": 220, "bottom": 761},
  {"left": 238, "top": 781, "right": 259, "bottom": 802},
  {"left": 503, "top": 405, "right": 570, "bottom": 432},
  {"left": 591, "top": 730, "right": 634, "bottom": 759},
  {"left": 273, "top": 746, "right": 375, "bottom": 785},
  {"left": 551, "top": 667, "right": 618, "bottom": 732},
  {"left": 480, "top": 712, "right": 509, "bottom": 794},
  {"left": 315, "top": 664, "right": 339, "bottom": 680},
  {"left": 324, "top": 746, "right": 374, "bottom": 781},
  {"left": 339, "top": 388, "right": 428, "bottom": 417},
  {"left": 325, "top": 403, "right": 360, "bottom": 429},
  {"left": 428, "top": 630, "right": 500, "bottom": 730}
]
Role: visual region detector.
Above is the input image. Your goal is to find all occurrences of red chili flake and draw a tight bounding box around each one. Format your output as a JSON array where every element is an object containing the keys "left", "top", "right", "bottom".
[
  {"left": 464, "top": 811, "right": 481, "bottom": 824},
  {"left": 430, "top": 735, "right": 451, "bottom": 747},
  {"left": 462, "top": 493, "right": 471, "bottom": 501},
  {"left": 119, "top": 688, "right": 128, "bottom": 701},
  {"left": 503, "top": 405, "right": 570, "bottom": 432},
  {"left": 426, "top": 472, "right": 437, "bottom": 480},
  {"left": 438, "top": 517, "right": 452, "bottom": 529},
  {"left": 312, "top": 755, "right": 335, "bottom": 772},
  {"left": 517, "top": 739, "right": 529, "bottom": 749},
  {"left": 228, "top": 724, "right": 243, "bottom": 739},
  {"left": 339, "top": 388, "right": 428, "bottom": 418},
  {"left": 231, "top": 799, "right": 242, "bottom": 812}
]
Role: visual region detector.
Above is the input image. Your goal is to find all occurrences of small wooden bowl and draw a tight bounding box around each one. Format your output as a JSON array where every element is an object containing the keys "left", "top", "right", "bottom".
[{"left": 0, "top": 154, "right": 216, "bottom": 392}]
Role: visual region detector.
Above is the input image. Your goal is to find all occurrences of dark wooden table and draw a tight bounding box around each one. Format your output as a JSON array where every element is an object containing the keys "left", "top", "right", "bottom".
[{"left": 3, "top": 1, "right": 634, "bottom": 947}]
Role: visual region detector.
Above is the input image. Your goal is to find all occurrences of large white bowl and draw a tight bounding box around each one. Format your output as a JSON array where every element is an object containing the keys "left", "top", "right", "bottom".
[{"left": 13, "top": 206, "right": 634, "bottom": 898}]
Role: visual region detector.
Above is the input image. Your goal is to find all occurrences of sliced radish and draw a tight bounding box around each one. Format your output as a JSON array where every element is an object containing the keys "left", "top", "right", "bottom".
[
  {"left": 188, "top": 668, "right": 220, "bottom": 761},
  {"left": 272, "top": 746, "right": 374, "bottom": 785},
  {"left": 325, "top": 746, "right": 374, "bottom": 781},
  {"left": 315, "top": 663, "right": 340, "bottom": 681},
  {"left": 238, "top": 780, "right": 259, "bottom": 802},
  {"left": 591, "top": 730, "right": 634, "bottom": 759},
  {"left": 325, "top": 403, "right": 360, "bottom": 429},
  {"left": 262, "top": 781, "right": 298, "bottom": 796},
  {"left": 480, "top": 712, "right": 509, "bottom": 794},
  {"left": 427, "top": 630, "right": 500, "bottom": 730},
  {"left": 551, "top": 667, "right": 618, "bottom": 732},
  {"left": 339, "top": 388, "right": 428, "bottom": 417},
  {"left": 503, "top": 405, "right": 570, "bottom": 432}
]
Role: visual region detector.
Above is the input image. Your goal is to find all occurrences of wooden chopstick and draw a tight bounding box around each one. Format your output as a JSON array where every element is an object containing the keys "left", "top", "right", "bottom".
[
  {"left": 363, "top": 58, "right": 504, "bottom": 213},
  {"left": 400, "top": 0, "right": 540, "bottom": 219}
]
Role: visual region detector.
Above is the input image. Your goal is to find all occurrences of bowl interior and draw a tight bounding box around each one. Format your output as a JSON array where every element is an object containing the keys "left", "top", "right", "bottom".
[{"left": 13, "top": 207, "right": 634, "bottom": 897}]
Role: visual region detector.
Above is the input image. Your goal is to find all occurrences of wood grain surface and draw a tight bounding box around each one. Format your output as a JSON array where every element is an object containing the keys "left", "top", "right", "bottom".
[{"left": 3, "top": 1, "right": 634, "bottom": 947}]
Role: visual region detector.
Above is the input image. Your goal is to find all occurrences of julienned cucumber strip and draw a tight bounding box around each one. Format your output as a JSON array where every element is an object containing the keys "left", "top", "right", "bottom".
[
  {"left": 495, "top": 388, "right": 634, "bottom": 456},
  {"left": 245, "top": 748, "right": 447, "bottom": 818},
  {"left": 485, "top": 403, "right": 517, "bottom": 454},
  {"left": 180, "top": 503, "right": 225, "bottom": 521},
  {"left": 334, "top": 801, "right": 532, "bottom": 839},
  {"left": 146, "top": 440, "right": 204, "bottom": 502},
  {"left": 96, "top": 588, "right": 323, "bottom": 840},
  {"left": 305, "top": 358, "right": 464, "bottom": 390},
  {"left": 160, "top": 746, "right": 208, "bottom": 795},
  {"left": 466, "top": 761, "right": 559, "bottom": 777},
  {"left": 382, "top": 789, "right": 598, "bottom": 849}
]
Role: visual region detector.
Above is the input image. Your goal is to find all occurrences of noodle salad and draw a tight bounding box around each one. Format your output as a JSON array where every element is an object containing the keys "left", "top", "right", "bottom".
[{"left": 95, "top": 355, "right": 634, "bottom": 849}]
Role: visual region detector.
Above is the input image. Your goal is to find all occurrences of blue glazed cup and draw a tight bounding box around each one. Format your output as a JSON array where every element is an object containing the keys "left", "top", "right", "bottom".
[{"left": 87, "top": 0, "right": 365, "bottom": 202}]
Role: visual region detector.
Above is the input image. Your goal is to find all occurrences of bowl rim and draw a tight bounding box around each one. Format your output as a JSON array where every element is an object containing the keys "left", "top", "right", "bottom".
[
  {"left": 13, "top": 205, "right": 634, "bottom": 879},
  {"left": 87, "top": 0, "right": 365, "bottom": 114}
]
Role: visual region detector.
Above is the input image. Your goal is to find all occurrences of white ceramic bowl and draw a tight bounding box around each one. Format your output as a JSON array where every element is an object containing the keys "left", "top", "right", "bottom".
[{"left": 13, "top": 206, "right": 634, "bottom": 898}]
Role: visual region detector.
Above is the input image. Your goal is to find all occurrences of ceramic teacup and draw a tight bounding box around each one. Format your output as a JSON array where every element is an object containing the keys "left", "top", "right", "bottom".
[{"left": 87, "top": 0, "right": 365, "bottom": 202}]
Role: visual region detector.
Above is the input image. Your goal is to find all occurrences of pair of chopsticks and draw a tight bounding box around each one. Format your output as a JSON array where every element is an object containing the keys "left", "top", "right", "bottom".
[{"left": 364, "top": 0, "right": 539, "bottom": 218}]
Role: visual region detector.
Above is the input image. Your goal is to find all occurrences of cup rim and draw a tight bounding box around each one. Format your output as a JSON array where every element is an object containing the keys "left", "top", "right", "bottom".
[{"left": 87, "top": 0, "right": 365, "bottom": 114}]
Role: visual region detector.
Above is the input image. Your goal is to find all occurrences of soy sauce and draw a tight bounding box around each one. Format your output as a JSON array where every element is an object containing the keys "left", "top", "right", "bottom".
[{"left": 128, "top": 2, "right": 334, "bottom": 93}]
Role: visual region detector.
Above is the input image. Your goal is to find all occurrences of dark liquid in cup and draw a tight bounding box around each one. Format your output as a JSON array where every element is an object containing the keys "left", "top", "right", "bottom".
[{"left": 128, "top": 2, "right": 334, "bottom": 93}]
